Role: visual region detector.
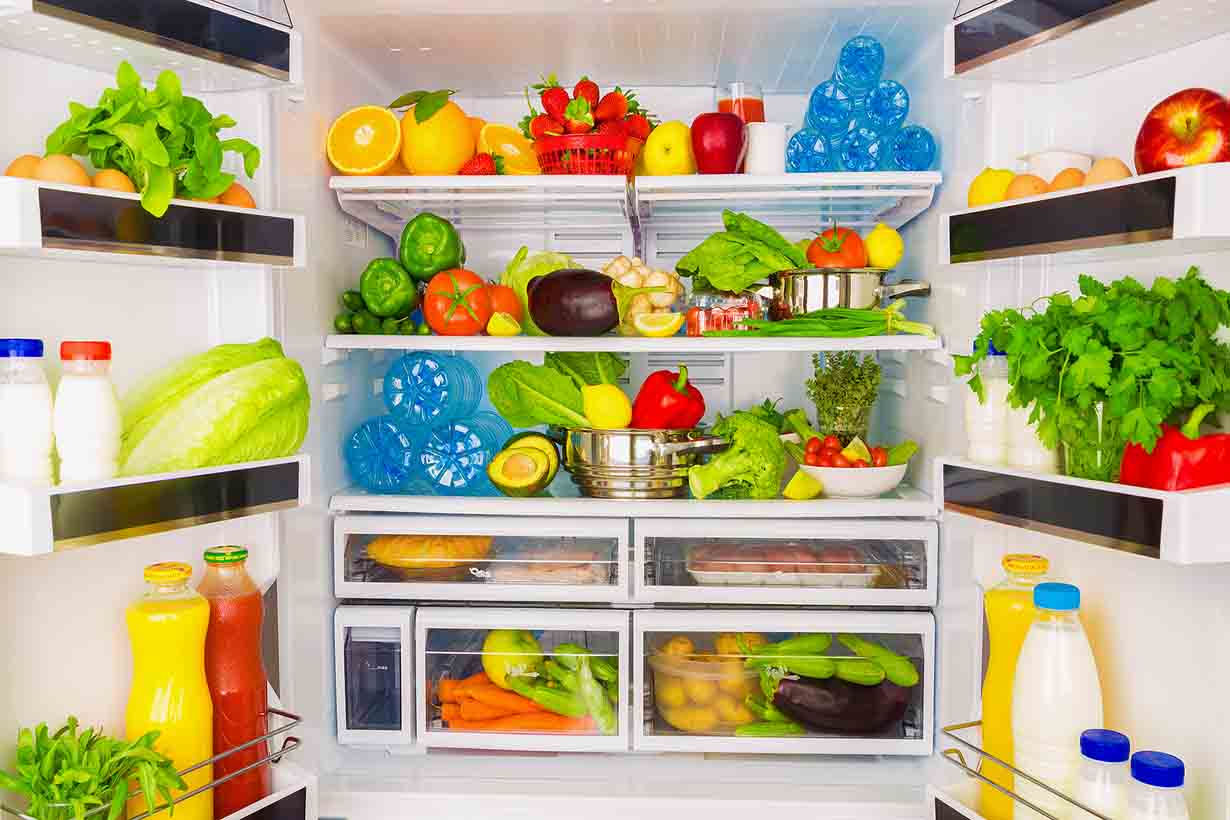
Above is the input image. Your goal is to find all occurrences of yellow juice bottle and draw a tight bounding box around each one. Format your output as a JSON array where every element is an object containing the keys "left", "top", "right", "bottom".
[
  {"left": 979, "top": 554, "right": 1050, "bottom": 820},
  {"left": 126, "top": 563, "right": 213, "bottom": 820}
]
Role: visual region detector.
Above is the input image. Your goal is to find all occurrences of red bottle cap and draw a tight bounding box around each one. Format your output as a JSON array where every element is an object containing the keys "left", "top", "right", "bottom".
[{"left": 60, "top": 341, "right": 112, "bottom": 361}]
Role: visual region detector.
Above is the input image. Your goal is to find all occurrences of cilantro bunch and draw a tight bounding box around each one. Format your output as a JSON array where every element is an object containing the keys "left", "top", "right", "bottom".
[
  {"left": 954, "top": 267, "right": 1230, "bottom": 479},
  {"left": 45, "top": 61, "right": 259, "bottom": 217}
]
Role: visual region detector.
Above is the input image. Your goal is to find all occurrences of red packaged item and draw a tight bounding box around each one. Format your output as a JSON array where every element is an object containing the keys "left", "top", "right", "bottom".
[
  {"left": 685, "top": 290, "right": 763, "bottom": 336},
  {"left": 198, "top": 547, "right": 271, "bottom": 819},
  {"left": 1119, "top": 418, "right": 1230, "bottom": 492}
]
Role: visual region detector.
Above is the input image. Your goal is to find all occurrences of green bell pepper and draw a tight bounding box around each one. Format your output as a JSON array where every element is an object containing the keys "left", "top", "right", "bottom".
[
  {"left": 507, "top": 676, "right": 588, "bottom": 718},
  {"left": 399, "top": 212, "right": 463, "bottom": 282},
  {"left": 359, "top": 258, "right": 419, "bottom": 318}
]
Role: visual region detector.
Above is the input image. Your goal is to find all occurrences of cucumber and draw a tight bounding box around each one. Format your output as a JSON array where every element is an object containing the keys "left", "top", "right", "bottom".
[
  {"left": 837, "top": 634, "right": 920, "bottom": 687},
  {"left": 834, "top": 658, "right": 886, "bottom": 686}
]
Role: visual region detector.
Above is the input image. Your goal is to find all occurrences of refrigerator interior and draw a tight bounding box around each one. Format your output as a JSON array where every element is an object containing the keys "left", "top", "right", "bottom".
[{"left": 0, "top": 0, "right": 1229, "bottom": 818}]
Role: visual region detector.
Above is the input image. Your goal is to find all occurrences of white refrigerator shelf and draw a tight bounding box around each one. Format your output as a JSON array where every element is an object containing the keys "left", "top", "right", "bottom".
[
  {"left": 324, "top": 333, "right": 944, "bottom": 354},
  {"left": 2, "top": 455, "right": 310, "bottom": 556}
]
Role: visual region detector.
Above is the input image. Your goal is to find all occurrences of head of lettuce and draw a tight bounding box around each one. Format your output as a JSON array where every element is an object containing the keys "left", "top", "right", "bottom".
[{"left": 119, "top": 337, "right": 310, "bottom": 476}]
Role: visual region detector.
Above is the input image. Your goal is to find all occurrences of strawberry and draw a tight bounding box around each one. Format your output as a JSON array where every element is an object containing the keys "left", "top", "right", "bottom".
[
  {"left": 624, "top": 113, "right": 652, "bottom": 142},
  {"left": 574, "top": 76, "right": 600, "bottom": 109},
  {"left": 532, "top": 74, "right": 570, "bottom": 122},
  {"left": 529, "top": 114, "right": 564, "bottom": 140},
  {"left": 596, "top": 119, "right": 626, "bottom": 136},
  {"left": 564, "top": 97, "right": 594, "bottom": 134},
  {"left": 459, "top": 153, "right": 504, "bottom": 175},
  {"left": 594, "top": 88, "right": 629, "bottom": 122}
]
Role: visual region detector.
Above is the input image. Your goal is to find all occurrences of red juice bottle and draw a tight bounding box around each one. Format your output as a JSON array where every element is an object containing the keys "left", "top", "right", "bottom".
[{"left": 199, "top": 547, "right": 271, "bottom": 819}]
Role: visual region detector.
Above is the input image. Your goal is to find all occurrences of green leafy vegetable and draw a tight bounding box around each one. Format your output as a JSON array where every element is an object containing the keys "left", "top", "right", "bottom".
[
  {"left": 46, "top": 61, "right": 259, "bottom": 217},
  {"left": 544, "top": 352, "right": 629, "bottom": 388},
  {"left": 722, "top": 210, "right": 807, "bottom": 267},
  {"left": 487, "top": 360, "right": 590, "bottom": 428},
  {"left": 954, "top": 267, "right": 1230, "bottom": 479},
  {"left": 676, "top": 210, "right": 804, "bottom": 293},
  {"left": 0, "top": 717, "right": 186, "bottom": 820},
  {"left": 806, "top": 351, "right": 882, "bottom": 436},
  {"left": 688, "top": 411, "right": 785, "bottom": 499},
  {"left": 746, "top": 397, "right": 787, "bottom": 432},
  {"left": 499, "top": 247, "right": 576, "bottom": 336}
]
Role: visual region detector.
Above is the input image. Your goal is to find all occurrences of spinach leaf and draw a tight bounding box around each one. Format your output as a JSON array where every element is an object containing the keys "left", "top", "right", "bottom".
[{"left": 487, "top": 360, "right": 590, "bottom": 428}]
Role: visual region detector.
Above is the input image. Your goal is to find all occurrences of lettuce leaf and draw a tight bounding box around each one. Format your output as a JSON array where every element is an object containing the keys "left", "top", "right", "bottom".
[
  {"left": 544, "top": 352, "right": 628, "bottom": 387},
  {"left": 487, "top": 360, "right": 589, "bottom": 428},
  {"left": 500, "top": 247, "right": 574, "bottom": 336}
]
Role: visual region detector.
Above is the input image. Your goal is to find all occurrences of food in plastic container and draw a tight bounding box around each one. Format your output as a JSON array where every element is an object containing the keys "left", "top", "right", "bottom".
[
  {"left": 685, "top": 542, "right": 878, "bottom": 587},
  {"left": 649, "top": 636, "right": 758, "bottom": 734},
  {"left": 685, "top": 290, "right": 764, "bottom": 336}
]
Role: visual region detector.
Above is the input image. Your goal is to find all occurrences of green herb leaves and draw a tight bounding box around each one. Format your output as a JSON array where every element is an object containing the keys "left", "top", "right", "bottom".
[
  {"left": 388, "top": 89, "right": 457, "bottom": 124},
  {"left": 806, "top": 351, "right": 882, "bottom": 420},
  {"left": 46, "top": 61, "right": 260, "bottom": 217},
  {"left": 0, "top": 717, "right": 186, "bottom": 820}
]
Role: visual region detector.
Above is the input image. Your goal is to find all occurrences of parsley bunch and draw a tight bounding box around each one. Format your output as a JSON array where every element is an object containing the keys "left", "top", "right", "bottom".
[
  {"left": 806, "top": 351, "right": 882, "bottom": 442},
  {"left": 954, "top": 267, "right": 1230, "bottom": 479}
]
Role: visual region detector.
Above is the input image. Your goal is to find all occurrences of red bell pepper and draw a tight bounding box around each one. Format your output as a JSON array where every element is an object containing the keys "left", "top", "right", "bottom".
[
  {"left": 630, "top": 364, "right": 706, "bottom": 429},
  {"left": 1119, "top": 405, "right": 1230, "bottom": 491}
]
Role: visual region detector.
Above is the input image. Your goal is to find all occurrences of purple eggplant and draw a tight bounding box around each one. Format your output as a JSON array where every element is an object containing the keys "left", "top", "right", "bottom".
[
  {"left": 772, "top": 676, "right": 910, "bottom": 734},
  {"left": 528, "top": 269, "right": 666, "bottom": 336}
]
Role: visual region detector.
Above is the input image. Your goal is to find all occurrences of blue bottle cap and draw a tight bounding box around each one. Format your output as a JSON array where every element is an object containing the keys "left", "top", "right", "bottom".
[
  {"left": 1131, "top": 751, "right": 1184, "bottom": 788},
  {"left": 1034, "top": 582, "right": 1080, "bottom": 611},
  {"left": 1081, "top": 729, "right": 1130, "bottom": 763},
  {"left": 0, "top": 339, "right": 43, "bottom": 358}
]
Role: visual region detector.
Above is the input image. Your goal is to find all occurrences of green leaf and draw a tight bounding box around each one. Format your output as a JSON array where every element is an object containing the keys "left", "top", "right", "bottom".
[
  {"left": 116, "top": 61, "right": 140, "bottom": 90},
  {"left": 388, "top": 90, "right": 430, "bottom": 109},
  {"left": 141, "top": 121, "right": 170, "bottom": 167},
  {"left": 219, "top": 138, "right": 261, "bottom": 177},
  {"left": 209, "top": 114, "right": 237, "bottom": 129},
  {"left": 486, "top": 360, "right": 590, "bottom": 428},
  {"left": 154, "top": 70, "right": 182, "bottom": 106},
  {"left": 414, "top": 89, "right": 456, "bottom": 124},
  {"left": 142, "top": 166, "right": 175, "bottom": 218}
]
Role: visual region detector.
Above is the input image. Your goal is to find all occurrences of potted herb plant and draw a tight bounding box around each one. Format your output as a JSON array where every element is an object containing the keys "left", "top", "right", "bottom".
[{"left": 806, "top": 351, "right": 882, "bottom": 446}]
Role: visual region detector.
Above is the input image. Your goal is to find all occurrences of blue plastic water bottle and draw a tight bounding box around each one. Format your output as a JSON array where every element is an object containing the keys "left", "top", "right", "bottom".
[
  {"left": 840, "top": 126, "right": 885, "bottom": 172},
  {"left": 834, "top": 36, "right": 885, "bottom": 98},
  {"left": 882, "top": 125, "right": 937, "bottom": 171},
  {"left": 786, "top": 128, "right": 833, "bottom": 172},
  {"left": 418, "top": 411, "right": 513, "bottom": 495},
  {"left": 383, "top": 352, "right": 482, "bottom": 426},
  {"left": 344, "top": 415, "right": 421, "bottom": 493},
  {"left": 806, "top": 80, "right": 853, "bottom": 139},
  {"left": 864, "top": 80, "right": 909, "bottom": 134}
]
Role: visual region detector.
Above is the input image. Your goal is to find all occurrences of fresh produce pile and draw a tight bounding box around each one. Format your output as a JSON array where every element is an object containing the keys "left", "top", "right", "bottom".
[
  {"left": 435, "top": 630, "right": 617, "bottom": 735},
  {"left": 486, "top": 352, "right": 631, "bottom": 430},
  {"left": 601, "top": 255, "right": 685, "bottom": 335},
  {"left": 521, "top": 74, "right": 654, "bottom": 143},
  {"left": 708, "top": 300, "right": 934, "bottom": 339},
  {"left": 967, "top": 158, "right": 1132, "bottom": 207},
  {"left": 956, "top": 267, "right": 1230, "bottom": 483}
]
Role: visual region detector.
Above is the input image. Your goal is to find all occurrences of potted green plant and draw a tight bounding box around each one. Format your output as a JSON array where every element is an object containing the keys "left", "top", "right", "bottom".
[{"left": 806, "top": 351, "right": 881, "bottom": 446}]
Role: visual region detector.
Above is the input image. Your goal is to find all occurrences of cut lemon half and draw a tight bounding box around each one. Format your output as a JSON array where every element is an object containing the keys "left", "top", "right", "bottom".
[
  {"left": 633, "top": 312, "right": 684, "bottom": 338},
  {"left": 327, "top": 105, "right": 402, "bottom": 175},
  {"left": 478, "top": 123, "right": 540, "bottom": 175},
  {"left": 487, "top": 311, "right": 522, "bottom": 336}
]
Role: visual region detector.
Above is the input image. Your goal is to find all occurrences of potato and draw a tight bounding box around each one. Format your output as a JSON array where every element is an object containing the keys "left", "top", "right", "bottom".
[
  {"left": 715, "top": 696, "right": 756, "bottom": 726},
  {"left": 655, "top": 675, "right": 688, "bottom": 709},
  {"left": 659, "top": 635, "right": 695, "bottom": 656},
  {"left": 667, "top": 705, "right": 719, "bottom": 734},
  {"left": 683, "top": 675, "right": 718, "bottom": 705}
]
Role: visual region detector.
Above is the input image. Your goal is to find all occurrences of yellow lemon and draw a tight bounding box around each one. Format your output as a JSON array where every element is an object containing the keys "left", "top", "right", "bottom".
[
  {"left": 581, "top": 384, "right": 632, "bottom": 429},
  {"left": 486, "top": 312, "right": 522, "bottom": 336},
  {"left": 478, "top": 123, "right": 540, "bottom": 175},
  {"left": 967, "top": 167, "right": 1016, "bottom": 207},
  {"left": 864, "top": 222, "right": 905, "bottom": 269},
  {"left": 632, "top": 311, "right": 684, "bottom": 338},
  {"left": 400, "top": 100, "right": 476, "bottom": 175}
]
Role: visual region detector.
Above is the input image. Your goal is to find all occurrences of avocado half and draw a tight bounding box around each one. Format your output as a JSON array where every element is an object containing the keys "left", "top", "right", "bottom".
[
  {"left": 503, "top": 432, "right": 560, "bottom": 483},
  {"left": 488, "top": 447, "right": 553, "bottom": 497}
]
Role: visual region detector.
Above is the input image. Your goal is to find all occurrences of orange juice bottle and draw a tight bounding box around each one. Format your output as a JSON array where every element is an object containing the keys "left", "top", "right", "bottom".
[
  {"left": 979, "top": 554, "right": 1050, "bottom": 820},
  {"left": 126, "top": 563, "right": 213, "bottom": 820}
]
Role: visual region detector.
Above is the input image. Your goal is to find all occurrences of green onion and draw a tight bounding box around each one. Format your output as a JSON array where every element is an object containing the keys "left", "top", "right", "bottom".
[{"left": 704, "top": 300, "right": 935, "bottom": 338}]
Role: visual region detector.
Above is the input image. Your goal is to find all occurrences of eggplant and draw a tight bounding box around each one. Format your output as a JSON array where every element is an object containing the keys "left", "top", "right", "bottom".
[
  {"left": 528, "top": 268, "right": 665, "bottom": 336},
  {"left": 772, "top": 676, "right": 910, "bottom": 734}
]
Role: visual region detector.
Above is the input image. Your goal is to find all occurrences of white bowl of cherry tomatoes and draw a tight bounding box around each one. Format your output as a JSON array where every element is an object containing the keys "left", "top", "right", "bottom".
[{"left": 797, "top": 435, "right": 908, "bottom": 498}]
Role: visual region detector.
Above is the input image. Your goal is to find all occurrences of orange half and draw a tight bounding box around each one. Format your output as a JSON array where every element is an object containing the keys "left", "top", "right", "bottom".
[
  {"left": 478, "top": 123, "right": 540, "bottom": 175},
  {"left": 327, "top": 105, "right": 403, "bottom": 175}
]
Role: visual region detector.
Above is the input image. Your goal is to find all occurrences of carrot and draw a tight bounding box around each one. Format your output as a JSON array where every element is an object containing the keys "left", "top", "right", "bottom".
[
  {"left": 458, "top": 698, "right": 516, "bottom": 721},
  {"left": 438, "top": 671, "right": 490, "bottom": 703},
  {"left": 458, "top": 683, "right": 546, "bottom": 714},
  {"left": 447, "top": 713, "right": 597, "bottom": 733},
  {"left": 440, "top": 702, "right": 461, "bottom": 722}
]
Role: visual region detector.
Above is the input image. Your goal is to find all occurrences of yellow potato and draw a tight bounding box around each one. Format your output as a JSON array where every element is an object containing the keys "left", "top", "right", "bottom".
[
  {"left": 715, "top": 696, "right": 756, "bottom": 726},
  {"left": 717, "top": 661, "right": 751, "bottom": 697},
  {"left": 714, "top": 632, "right": 767, "bottom": 656},
  {"left": 666, "top": 705, "right": 719, "bottom": 734},
  {"left": 683, "top": 675, "right": 718, "bottom": 705},
  {"left": 659, "top": 635, "right": 695, "bottom": 657},
  {"left": 655, "top": 675, "right": 688, "bottom": 709}
]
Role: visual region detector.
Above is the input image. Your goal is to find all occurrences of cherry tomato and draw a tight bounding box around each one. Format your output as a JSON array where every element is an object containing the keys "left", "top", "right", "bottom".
[
  {"left": 852, "top": 458, "right": 869, "bottom": 468},
  {"left": 822, "top": 435, "right": 842, "bottom": 451},
  {"left": 805, "top": 437, "right": 823, "bottom": 456},
  {"left": 817, "top": 451, "right": 835, "bottom": 467},
  {"left": 804, "top": 452, "right": 821, "bottom": 466},
  {"left": 830, "top": 452, "right": 851, "bottom": 468},
  {"left": 871, "top": 446, "right": 888, "bottom": 468}
]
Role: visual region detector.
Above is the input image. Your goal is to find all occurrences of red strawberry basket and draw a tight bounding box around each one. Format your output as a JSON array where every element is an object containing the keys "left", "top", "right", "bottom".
[{"left": 534, "top": 134, "right": 643, "bottom": 175}]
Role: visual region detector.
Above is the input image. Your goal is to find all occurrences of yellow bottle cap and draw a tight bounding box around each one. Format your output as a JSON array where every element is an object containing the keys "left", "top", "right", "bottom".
[
  {"left": 1003, "top": 554, "right": 1049, "bottom": 574},
  {"left": 143, "top": 562, "right": 192, "bottom": 584}
]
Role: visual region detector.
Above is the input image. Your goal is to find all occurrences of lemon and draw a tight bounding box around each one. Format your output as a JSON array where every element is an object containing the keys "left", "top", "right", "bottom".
[
  {"left": 967, "top": 167, "right": 1016, "bottom": 207},
  {"left": 486, "top": 311, "right": 522, "bottom": 336},
  {"left": 400, "top": 100, "right": 476, "bottom": 176},
  {"left": 478, "top": 123, "right": 540, "bottom": 175},
  {"left": 633, "top": 311, "right": 684, "bottom": 337},
  {"left": 841, "top": 436, "right": 872, "bottom": 464},
  {"left": 865, "top": 222, "right": 905, "bottom": 269},
  {"left": 581, "top": 384, "right": 632, "bottom": 429},
  {"left": 783, "top": 469, "right": 823, "bottom": 500}
]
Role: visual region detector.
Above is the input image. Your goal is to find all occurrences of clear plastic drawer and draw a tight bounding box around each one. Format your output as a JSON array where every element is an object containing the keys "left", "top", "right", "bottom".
[{"left": 333, "top": 606, "right": 415, "bottom": 749}]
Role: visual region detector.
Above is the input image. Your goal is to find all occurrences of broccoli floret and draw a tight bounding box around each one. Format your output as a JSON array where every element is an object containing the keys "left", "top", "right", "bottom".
[{"left": 688, "top": 411, "right": 785, "bottom": 500}]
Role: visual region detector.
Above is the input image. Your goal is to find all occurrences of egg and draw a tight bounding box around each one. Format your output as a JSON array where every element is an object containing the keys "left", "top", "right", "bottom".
[
  {"left": 1004, "top": 174, "right": 1048, "bottom": 200},
  {"left": 92, "top": 169, "right": 136, "bottom": 193},
  {"left": 5, "top": 155, "right": 42, "bottom": 179},
  {"left": 1085, "top": 157, "right": 1132, "bottom": 185},
  {"left": 1049, "top": 167, "right": 1086, "bottom": 192},
  {"left": 34, "top": 154, "right": 91, "bottom": 187},
  {"left": 218, "top": 182, "right": 256, "bottom": 209}
]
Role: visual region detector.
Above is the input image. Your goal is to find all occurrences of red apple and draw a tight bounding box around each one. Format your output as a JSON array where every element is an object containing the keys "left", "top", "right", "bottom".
[
  {"left": 1134, "top": 88, "right": 1230, "bottom": 174},
  {"left": 690, "top": 112, "right": 747, "bottom": 174}
]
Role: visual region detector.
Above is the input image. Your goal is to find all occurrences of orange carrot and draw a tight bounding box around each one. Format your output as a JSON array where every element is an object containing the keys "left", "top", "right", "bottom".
[
  {"left": 438, "top": 671, "right": 490, "bottom": 703},
  {"left": 440, "top": 702, "right": 461, "bottom": 722},
  {"left": 459, "top": 697, "right": 521, "bottom": 721},
  {"left": 457, "top": 683, "right": 546, "bottom": 714},
  {"left": 447, "top": 713, "right": 597, "bottom": 733}
]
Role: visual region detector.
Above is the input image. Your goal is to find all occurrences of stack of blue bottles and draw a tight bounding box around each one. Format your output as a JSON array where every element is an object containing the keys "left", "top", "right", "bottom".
[
  {"left": 788, "top": 35, "right": 937, "bottom": 173},
  {"left": 345, "top": 353, "right": 513, "bottom": 496}
]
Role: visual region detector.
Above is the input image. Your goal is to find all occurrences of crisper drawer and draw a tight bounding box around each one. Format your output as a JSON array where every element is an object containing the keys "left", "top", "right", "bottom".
[
  {"left": 633, "top": 609, "right": 934, "bottom": 755},
  {"left": 334, "top": 515, "right": 628, "bottom": 602},
  {"left": 633, "top": 518, "right": 937, "bottom": 606},
  {"left": 333, "top": 605, "right": 414, "bottom": 749},
  {"left": 416, "top": 607, "right": 630, "bottom": 753}
]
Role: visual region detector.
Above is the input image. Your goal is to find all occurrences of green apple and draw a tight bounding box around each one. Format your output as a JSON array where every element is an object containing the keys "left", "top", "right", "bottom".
[
  {"left": 642, "top": 120, "right": 697, "bottom": 176},
  {"left": 481, "top": 629, "right": 543, "bottom": 689}
]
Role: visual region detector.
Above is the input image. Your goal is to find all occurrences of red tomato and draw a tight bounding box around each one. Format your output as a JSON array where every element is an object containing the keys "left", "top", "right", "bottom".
[
  {"left": 822, "top": 435, "right": 842, "bottom": 451},
  {"left": 804, "top": 452, "right": 821, "bottom": 466},
  {"left": 870, "top": 446, "right": 888, "bottom": 467},
  {"left": 852, "top": 458, "right": 869, "bottom": 468},
  {"left": 485, "top": 283, "right": 523, "bottom": 322},
  {"left": 807, "top": 224, "right": 868, "bottom": 268},
  {"left": 830, "top": 452, "right": 851, "bottom": 468},
  {"left": 424, "top": 269, "right": 493, "bottom": 336},
  {"left": 805, "top": 437, "right": 823, "bottom": 455},
  {"left": 817, "top": 451, "right": 835, "bottom": 467}
]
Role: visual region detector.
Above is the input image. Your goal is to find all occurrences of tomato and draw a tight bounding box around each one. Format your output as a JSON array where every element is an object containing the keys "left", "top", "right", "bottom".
[
  {"left": 423, "top": 269, "right": 493, "bottom": 336},
  {"left": 822, "top": 435, "right": 842, "bottom": 451},
  {"left": 805, "top": 437, "right": 823, "bottom": 456},
  {"left": 829, "top": 452, "right": 851, "bottom": 468},
  {"left": 804, "top": 452, "right": 821, "bottom": 466},
  {"left": 806, "top": 223, "right": 868, "bottom": 269},
  {"left": 870, "top": 446, "right": 888, "bottom": 468},
  {"left": 817, "top": 451, "right": 835, "bottom": 467},
  {"left": 852, "top": 458, "right": 869, "bottom": 468},
  {"left": 485, "top": 283, "right": 523, "bottom": 322}
]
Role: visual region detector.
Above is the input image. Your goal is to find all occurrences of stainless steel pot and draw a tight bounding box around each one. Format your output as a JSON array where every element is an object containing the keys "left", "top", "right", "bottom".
[
  {"left": 764, "top": 267, "right": 931, "bottom": 320},
  {"left": 559, "top": 427, "right": 729, "bottom": 499}
]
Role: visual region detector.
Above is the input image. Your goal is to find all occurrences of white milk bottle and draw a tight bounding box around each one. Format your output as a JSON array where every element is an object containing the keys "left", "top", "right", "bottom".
[
  {"left": 54, "top": 341, "right": 121, "bottom": 482},
  {"left": 0, "top": 339, "right": 54, "bottom": 484},
  {"left": 1127, "top": 752, "right": 1189, "bottom": 820},
  {"left": 1074, "top": 729, "right": 1130, "bottom": 819},
  {"left": 1012, "top": 583, "right": 1104, "bottom": 820},
  {"left": 965, "top": 345, "right": 1009, "bottom": 465}
]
